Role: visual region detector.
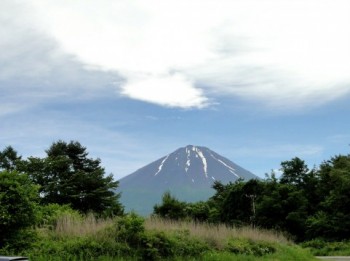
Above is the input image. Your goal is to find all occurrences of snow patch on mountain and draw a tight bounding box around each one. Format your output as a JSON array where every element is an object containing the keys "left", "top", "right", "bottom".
[
  {"left": 194, "top": 147, "right": 208, "bottom": 178},
  {"left": 209, "top": 152, "right": 240, "bottom": 178},
  {"left": 154, "top": 154, "right": 169, "bottom": 176},
  {"left": 185, "top": 147, "right": 191, "bottom": 172}
]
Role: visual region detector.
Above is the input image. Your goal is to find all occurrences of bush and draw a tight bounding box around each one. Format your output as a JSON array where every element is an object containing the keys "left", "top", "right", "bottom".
[
  {"left": 27, "top": 236, "right": 131, "bottom": 260},
  {"left": 37, "top": 203, "right": 81, "bottom": 229},
  {"left": 0, "top": 170, "right": 39, "bottom": 249},
  {"left": 302, "top": 239, "right": 350, "bottom": 256},
  {"left": 226, "top": 238, "right": 276, "bottom": 256},
  {"left": 113, "top": 212, "right": 145, "bottom": 246},
  {"left": 140, "top": 229, "right": 209, "bottom": 260}
]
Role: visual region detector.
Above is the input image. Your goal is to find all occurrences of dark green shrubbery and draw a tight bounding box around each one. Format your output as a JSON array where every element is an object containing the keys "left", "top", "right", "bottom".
[
  {"left": 28, "top": 237, "right": 131, "bottom": 260},
  {"left": 140, "top": 230, "right": 209, "bottom": 260},
  {"left": 0, "top": 170, "right": 39, "bottom": 250},
  {"left": 226, "top": 238, "right": 276, "bottom": 256},
  {"left": 302, "top": 239, "right": 350, "bottom": 256}
]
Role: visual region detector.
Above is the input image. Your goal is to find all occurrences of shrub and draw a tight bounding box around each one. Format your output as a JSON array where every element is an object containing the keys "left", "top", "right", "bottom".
[
  {"left": 37, "top": 203, "right": 81, "bottom": 229},
  {"left": 0, "top": 170, "right": 39, "bottom": 249},
  {"left": 27, "top": 236, "right": 131, "bottom": 260},
  {"left": 226, "top": 238, "right": 276, "bottom": 256},
  {"left": 302, "top": 239, "right": 350, "bottom": 256},
  {"left": 113, "top": 212, "right": 145, "bottom": 246},
  {"left": 140, "top": 229, "right": 209, "bottom": 260}
]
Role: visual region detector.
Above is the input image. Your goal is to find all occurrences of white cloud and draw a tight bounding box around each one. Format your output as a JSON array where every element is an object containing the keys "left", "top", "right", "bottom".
[
  {"left": 0, "top": 1, "right": 123, "bottom": 117},
  {"left": 3, "top": 0, "right": 350, "bottom": 109},
  {"left": 121, "top": 73, "right": 208, "bottom": 108}
]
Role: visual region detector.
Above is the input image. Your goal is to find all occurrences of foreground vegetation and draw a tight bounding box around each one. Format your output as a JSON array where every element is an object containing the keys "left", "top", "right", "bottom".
[
  {"left": 1, "top": 212, "right": 316, "bottom": 260},
  {"left": 1, "top": 140, "right": 350, "bottom": 259},
  {"left": 302, "top": 239, "right": 350, "bottom": 256}
]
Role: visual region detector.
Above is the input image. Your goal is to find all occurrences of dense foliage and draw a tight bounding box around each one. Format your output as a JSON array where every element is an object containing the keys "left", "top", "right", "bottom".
[
  {"left": 0, "top": 141, "right": 123, "bottom": 249},
  {"left": 0, "top": 170, "right": 39, "bottom": 247},
  {"left": 154, "top": 155, "right": 350, "bottom": 242},
  {"left": 1, "top": 212, "right": 314, "bottom": 260},
  {"left": 16, "top": 141, "right": 123, "bottom": 215}
]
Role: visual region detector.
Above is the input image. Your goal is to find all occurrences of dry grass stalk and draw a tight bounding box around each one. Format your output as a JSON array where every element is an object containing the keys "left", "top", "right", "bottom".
[
  {"left": 54, "top": 213, "right": 113, "bottom": 237},
  {"left": 145, "top": 217, "right": 290, "bottom": 249}
]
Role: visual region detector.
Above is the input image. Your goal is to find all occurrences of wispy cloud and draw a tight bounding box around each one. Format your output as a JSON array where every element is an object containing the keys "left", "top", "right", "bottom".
[
  {"left": 2, "top": 0, "right": 350, "bottom": 110},
  {"left": 229, "top": 144, "right": 324, "bottom": 159}
]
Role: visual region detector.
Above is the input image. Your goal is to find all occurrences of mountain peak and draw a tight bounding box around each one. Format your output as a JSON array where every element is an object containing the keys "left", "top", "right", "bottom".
[{"left": 118, "top": 145, "right": 258, "bottom": 215}]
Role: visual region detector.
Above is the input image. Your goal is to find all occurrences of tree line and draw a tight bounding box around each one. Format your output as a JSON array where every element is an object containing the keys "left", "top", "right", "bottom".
[{"left": 154, "top": 155, "right": 350, "bottom": 242}]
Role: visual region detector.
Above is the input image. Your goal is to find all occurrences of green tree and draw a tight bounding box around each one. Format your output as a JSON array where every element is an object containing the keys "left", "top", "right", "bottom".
[
  {"left": 186, "top": 201, "right": 210, "bottom": 222},
  {"left": 209, "top": 179, "right": 263, "bottom": 226},
  {"left": 0, "top": 146, "right": 21, "bottom": 171},
  {"left": 153, "top": 192, "right": 187, "bottom": 220},
  {"left": 0, "top": 170, "right": 39, "bottom": 247},
  {"left": 306, "top": 155, "right": 350, "bottom": 240},
  {"left": 256, "top": 182, "right": 308, "bottom": 241},
  {"left": 279, "top": 157, "right": 309, "bottom": 186},
  {"left": 21, "top": 140, "right": 123, "bottom": 216}
]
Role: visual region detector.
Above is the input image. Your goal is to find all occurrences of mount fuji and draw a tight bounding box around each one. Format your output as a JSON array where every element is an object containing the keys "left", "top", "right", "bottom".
[{"left": 118, "top": 145, "right": 258, "bottom": 215}]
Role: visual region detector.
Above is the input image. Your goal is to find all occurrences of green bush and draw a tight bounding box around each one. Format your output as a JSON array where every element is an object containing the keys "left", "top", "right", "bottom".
[
  {"left": 0, "top": 170, "right": 39, "bottom": 249},
  {"left": 226, "top": 238, "right": 276, "bottom": 256},
  {"left": 113, "top": 212, "right": 145, "bottom": 246},
  {"left": 302, "top": 239, "right": 350, "bottom": 256},
  {"left": 27, "top": 236, "right": 131, "bottom": 260},
  {"left": 139, "top": 229, "right": 209, "bottom": 260},
  {"left": 37, "top": 203, "right": 81, "bottom": 228},
  {"left": 102, "top": 213, "right": 210, "bottom": 260},
  {"left": 140, "top": 231, "right": 173, "bottom": 260}
]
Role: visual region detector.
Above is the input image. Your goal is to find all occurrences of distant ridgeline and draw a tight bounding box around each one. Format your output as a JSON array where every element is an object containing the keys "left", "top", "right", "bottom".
[{"left": 118, "top": 145, "right": 258, "bottom": 215}]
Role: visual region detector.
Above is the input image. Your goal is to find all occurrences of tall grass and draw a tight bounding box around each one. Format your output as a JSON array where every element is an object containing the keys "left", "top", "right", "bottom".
[
  {"left": 145, "top": 216, "right": 291, "bottom": 249},
  {"left": 52, "top": 214, "right": 290, "bottom": 245},
  {"left": 53, "top": 213, "right": 114, "bottom": 237},
  {"left": 9, "top": 214, "right": 316, "bottom": 260}
]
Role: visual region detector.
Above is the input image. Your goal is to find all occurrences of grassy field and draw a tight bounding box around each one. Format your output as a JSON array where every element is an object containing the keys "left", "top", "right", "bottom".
[{"left": 2, "top": 213, "right": 317, "bottom": 260}]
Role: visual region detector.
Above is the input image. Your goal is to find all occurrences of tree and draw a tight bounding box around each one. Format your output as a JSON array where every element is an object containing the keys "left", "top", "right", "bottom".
[
  {"left": 279, "top": 157, "right": 309, "bottom": 186},
  {"left": 22, "top": 140, "right": 123, "bottom": 216},
  {"left": 153, "top": 192, "right": 187, "bottom": 220},
  {"left": 0, "top": 170, "right": 39, "bottom": 247},
  {"left": 210, "top": 179, "right": 263, "bottom": 226},
  {"left": 0, "top": 146, "right": 21, "bottom": 171},
  {"left": 256, "top": 182, "right": 308, "bottom": 241},
  {"left": 306, "top": 155, "right": 350, "bottom": 240},
  {"left": 186, "top": 201, "right": 210, "bottom": 222}
]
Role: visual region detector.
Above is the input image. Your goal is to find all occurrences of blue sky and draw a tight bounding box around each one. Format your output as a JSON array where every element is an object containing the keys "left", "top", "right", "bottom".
[{"left": 1, "top": 0, "right": 350, "bottom": 179}]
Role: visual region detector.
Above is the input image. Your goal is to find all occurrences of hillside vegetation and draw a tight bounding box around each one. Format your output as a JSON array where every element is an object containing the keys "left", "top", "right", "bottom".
[{"left": 1, "top": 140, "right": 350, "bottom": 259}]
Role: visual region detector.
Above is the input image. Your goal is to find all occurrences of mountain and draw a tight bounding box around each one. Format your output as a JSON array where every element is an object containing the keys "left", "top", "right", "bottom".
[{"left": 118, "top": 145, "right": 258, "bottom": 215}]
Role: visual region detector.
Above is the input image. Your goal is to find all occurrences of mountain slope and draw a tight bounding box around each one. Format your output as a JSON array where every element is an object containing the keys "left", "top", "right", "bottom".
[{"left": 118, "top": 145, "right": 258, "bottom": 215}]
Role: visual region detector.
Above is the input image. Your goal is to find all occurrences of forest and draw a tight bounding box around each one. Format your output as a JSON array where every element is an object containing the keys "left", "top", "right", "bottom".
[{"left": 1, "top": 140, "right": 350, "bottom": 260}]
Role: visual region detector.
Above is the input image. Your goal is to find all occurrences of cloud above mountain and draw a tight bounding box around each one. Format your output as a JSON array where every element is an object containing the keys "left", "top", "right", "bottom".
[{"left": 2, "top": 0, "right": 350, "bottom": 110}]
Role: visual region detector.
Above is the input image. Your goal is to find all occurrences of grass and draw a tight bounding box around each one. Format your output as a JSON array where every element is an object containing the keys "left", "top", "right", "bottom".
[
  {"left": 53, "top": 213, "right": 114, "bottom": 238},
  {"left": 145, "top": 216, "right": 291, "bottom": 250},
  {"left": 2, "top": 214, "right": 317, "bottom": 260}
]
